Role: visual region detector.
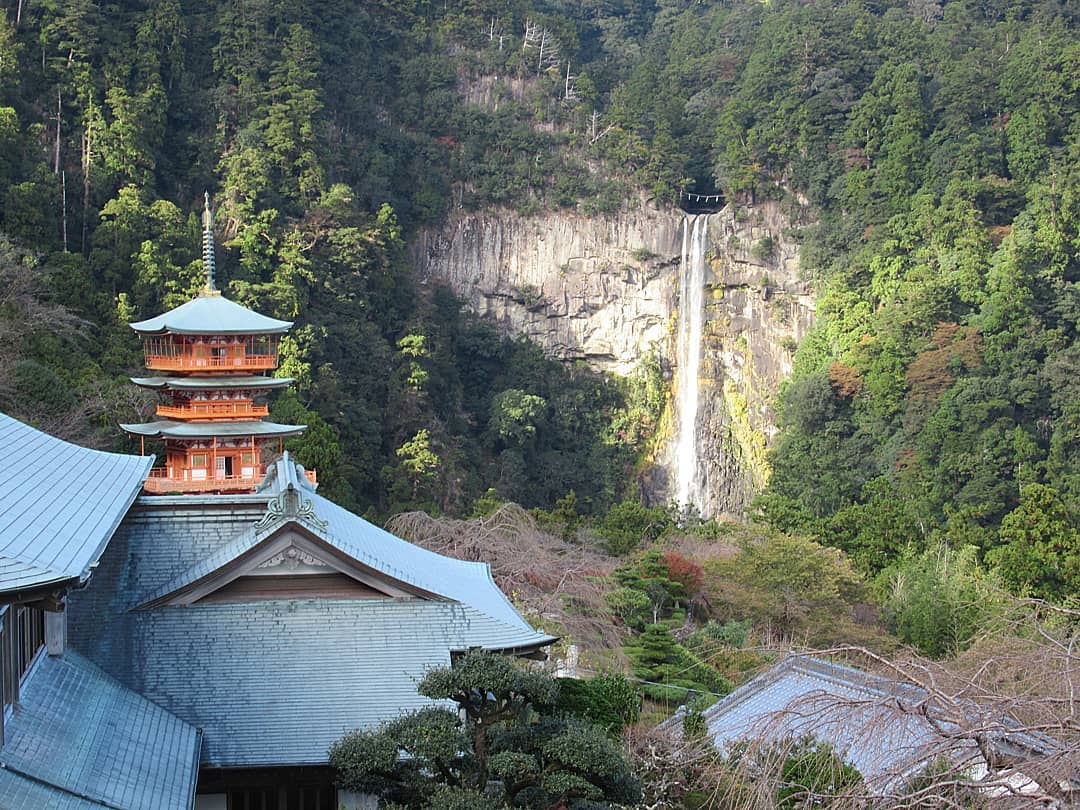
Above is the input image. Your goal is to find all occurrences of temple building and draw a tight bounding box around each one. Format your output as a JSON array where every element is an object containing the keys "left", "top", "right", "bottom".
[{"left": 0, "top": 195, "right": 554, "bottom": 810}]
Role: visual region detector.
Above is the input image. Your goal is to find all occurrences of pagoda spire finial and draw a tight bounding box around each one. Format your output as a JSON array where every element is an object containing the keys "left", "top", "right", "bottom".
[{"left": 202, "top": 191, "right": 218, "bottom": 295}]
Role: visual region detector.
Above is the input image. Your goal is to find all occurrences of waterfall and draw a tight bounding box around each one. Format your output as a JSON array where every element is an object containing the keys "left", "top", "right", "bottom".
[{"left": 674, "top": 214, "right": 707, "bottom": 512}]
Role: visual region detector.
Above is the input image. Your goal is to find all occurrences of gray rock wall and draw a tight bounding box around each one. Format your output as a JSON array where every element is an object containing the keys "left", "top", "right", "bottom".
[
  {"left": 410, "top": 199, "right": 815, "bottom": 516},
  {"left": 410, "top": 201, "right": 682, "bottom": 375},
  {"left": 695, "top": 201, "right": 816, "bottom": 517}
]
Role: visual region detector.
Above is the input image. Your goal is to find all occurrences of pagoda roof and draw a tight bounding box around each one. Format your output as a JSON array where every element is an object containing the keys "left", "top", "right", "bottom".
[
  {"left": 131, "top": 375, "right": 294, "bottom": 391},
  {"left": 129, "top": 293, "right": 292, "bottom": 336},
  {"left": 119, "top": 420, "right": 305, "bottom": 439},
  {"left": 0, "top": 412, "right": 152, "bottom": 595}
]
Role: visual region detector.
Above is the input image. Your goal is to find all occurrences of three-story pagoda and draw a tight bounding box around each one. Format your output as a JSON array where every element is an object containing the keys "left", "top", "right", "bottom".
[{"left": 121, "top": 195, "right": 308, "bottom": 494}]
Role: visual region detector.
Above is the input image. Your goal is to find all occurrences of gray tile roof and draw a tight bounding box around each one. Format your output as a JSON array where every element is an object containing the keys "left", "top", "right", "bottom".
[
  {"left": 67, "top": 454, "right": 554, "bottom": 769},
  {"left": 128, "top": 293, "right": 292, "bottom": 335},
  {"left": 0, "top": 412, "right": 152, "bottom": 594},
  {"left": 698, "top": 656, "right": 940, "bottom": 789},
  {"left": 0, "top": 650, "right": 200, "bottom": 810},
  {"left": 132, "top": 599, "right": 546, "bottom": 767},
  {"left": 134, "top": 454, "right": 552, "bottom": 646},
  {"left": 693, "top": 656, "right": 1077, "bottom": 795},
  {"left": 0, "top": 770, "right": 106, "bottom": 809}
]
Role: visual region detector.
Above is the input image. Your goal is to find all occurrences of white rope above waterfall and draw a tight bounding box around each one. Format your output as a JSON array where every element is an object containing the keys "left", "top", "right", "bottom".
[{"left": 681, "top": 191, "right": 724, "bottom": 204}]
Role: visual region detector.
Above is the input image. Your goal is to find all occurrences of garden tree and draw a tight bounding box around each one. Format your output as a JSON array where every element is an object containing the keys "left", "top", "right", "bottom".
[
  {"left": 623, "top": 623, "right": 732, "bottom": 700},
  {"left": 611, "top": 550, "right": 685, "bottom": 624},
  {"left": 705, "top": 531, "right": 865, "bottom": 643},
  {"left": 988, "top": 484, "right": 1080, "bottom": 602},
  {"left": 555, "top": 673, "right": 640, "bottom": 734},
  {"left": 603, "top": 584, "right": 651, "bottom": 631},
  {"left": 328, "top": 650, "right": 640, "bottom": 809}
]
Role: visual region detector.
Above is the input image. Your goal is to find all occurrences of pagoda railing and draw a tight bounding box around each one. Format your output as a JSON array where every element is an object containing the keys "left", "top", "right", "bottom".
[
  {"left": 144, "top": 467, "right": 264, "bottom": 494},
  {"left": 144, "top": 351, "right": 278, "bottom": 372},
  {"left": 155, "top": 402, "right": 270, "bottom": 420},
  {"left": 143, "top": 466, "right": 317, "bottom": 494}
]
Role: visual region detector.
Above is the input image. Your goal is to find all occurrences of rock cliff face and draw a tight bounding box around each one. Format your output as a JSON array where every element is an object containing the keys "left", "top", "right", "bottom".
[
  {"left": 692, "top": 201, "right": 816, "bottom": 517},
  {"left": 411, "top": 201, "right": 682, "bottom": 376},
  {"left": 410, "top": 199, "right": 815, "bottom": 516}
]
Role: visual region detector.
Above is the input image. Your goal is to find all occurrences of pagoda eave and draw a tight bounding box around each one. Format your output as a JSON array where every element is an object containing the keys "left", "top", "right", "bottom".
[
  {"left": 120, "top": 420, "right": 305, "bottom": 440},
  {"left": 131, "top": 376, "right": 294, "bottom": 391},
  {"left": 129, "top": 294, "right": 293, "bottom": 336}
]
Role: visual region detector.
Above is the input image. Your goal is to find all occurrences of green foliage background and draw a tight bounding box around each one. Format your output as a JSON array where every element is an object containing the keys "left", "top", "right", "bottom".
[{"left": 0, "top": 0, "right": 1077, "bottom": 582}]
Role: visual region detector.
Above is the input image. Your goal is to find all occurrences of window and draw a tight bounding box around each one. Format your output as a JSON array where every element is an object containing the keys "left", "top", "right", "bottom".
[
  {"left": 191, "top": 454, "right": 208, "bottom": 467},
  {"left": 16, "top": 607, "right": 45, "bottom": 679},
  {"left": 227, "top": 786, "right": 334, "bottom": 810},
  {"left": 1, "top": 604, "right": 45, "bottom": 710}
]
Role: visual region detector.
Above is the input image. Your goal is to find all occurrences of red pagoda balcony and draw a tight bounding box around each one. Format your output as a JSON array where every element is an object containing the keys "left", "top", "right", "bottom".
[
  {"left": 144, "top": 467, "right": 265, "bottom": 494},
  {"left": 155, "top": 402, "right": 270, "bottom": 421},
  {"left": 141, "top": 334, "right": 281, "bottom": 374},
  {"left": 143, "top": 466, "right": 317, "bottom": 494},
  {"left": 144, "top": 350, "right": 278, "bottom": 373}
]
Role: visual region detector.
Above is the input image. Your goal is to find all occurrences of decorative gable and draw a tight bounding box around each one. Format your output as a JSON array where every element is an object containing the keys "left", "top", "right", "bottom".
[
  {"left": 152, "top": 528, "right": 417, "bottom": 606},
  {"left": 137, "top": 483, "right": 439, "bottom": 608}
]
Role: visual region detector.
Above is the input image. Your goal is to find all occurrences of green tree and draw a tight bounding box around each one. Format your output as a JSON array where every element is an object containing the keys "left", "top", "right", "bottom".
[
  {"left": 328, "top": 651, "right": 640, "bottom": 808},
  {"left": 489, "top": 388, "right": 547, "bottom": 448},
  {"left": 595, "top": 501, "right": 669, "bottom": 556},
  {"left": 988, "top": 485, "right": 1080, "bottom": 602},
  {"left": 706, "top": 532, "right": 865, "bottom": 642},
  {"left": 881, "top": 544, "right": 1001, "bottom": 658}
]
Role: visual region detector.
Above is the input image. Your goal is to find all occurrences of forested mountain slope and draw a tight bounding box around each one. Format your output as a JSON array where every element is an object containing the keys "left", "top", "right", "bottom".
[{"left": 1, "top": 0, "right": 1078, "bottom": 594}]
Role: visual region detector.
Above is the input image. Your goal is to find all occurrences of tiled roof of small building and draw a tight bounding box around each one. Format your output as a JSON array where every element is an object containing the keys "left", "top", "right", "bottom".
[
  {"left": 698, "top": 656, "right": 935, "bottom": 788},
  {"left": 0, "top": 412, "right": 152, "bottom": 594},
  {"left": 693, "top": 655, "right": 1073, "bottom": 793},
  {"left": 0, "top": 650, "right": 200, "bottom": 810},
  {"left": 128, "top": 292, "right": 292, "bottom": 335}
]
